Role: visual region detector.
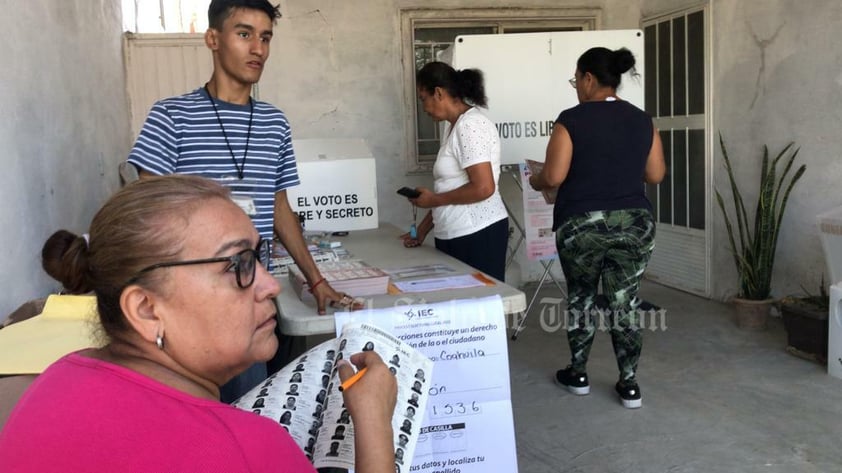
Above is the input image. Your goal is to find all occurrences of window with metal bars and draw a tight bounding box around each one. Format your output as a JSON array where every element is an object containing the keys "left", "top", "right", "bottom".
[{"left": 643, "top": 8, "right": 707, "bottom": 230}]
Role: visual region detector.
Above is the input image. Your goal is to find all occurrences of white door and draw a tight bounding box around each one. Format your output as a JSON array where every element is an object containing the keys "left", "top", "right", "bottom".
[
  {"left": 124, "top": 33, "right": 213, "bottom": 138},
  {"left": 642, "top": 7, "right": 710, "bottom": 296}
]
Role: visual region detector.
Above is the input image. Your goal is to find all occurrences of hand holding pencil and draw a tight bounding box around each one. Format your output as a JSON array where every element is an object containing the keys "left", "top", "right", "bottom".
[
  {"left": 338, "top": 367, "right": 368, "bottom": 392},
  {"left": 335, "top": 351, "right": 397, "bottom": 472},
  {"left": 335, "top": 351, "right": 397, "bottom": 419}
]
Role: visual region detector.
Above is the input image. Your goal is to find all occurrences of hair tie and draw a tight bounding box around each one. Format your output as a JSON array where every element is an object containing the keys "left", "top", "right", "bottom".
[{"left": 82, "top": 233, "right": 90, "bottom": 248}]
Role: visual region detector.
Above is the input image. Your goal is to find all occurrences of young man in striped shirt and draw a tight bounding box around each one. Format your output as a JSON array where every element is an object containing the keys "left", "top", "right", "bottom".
[{"left": 127, "top": 0, "right": 348, "bottom": 402}]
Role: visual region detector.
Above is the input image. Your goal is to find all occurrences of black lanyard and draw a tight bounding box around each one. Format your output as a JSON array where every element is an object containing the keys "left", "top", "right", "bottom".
[{"left": 204, "top": 84, "right": 253, "bottom": 180}]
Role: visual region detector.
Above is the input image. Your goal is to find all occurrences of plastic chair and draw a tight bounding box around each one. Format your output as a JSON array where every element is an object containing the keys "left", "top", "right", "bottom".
[{"left": 118, "top": 161, "right": 139, "bottom": 186}]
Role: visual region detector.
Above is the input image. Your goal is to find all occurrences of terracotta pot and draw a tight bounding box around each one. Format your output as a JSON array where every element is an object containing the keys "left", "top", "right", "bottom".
[{"left": 733, "top": 297, "right": 774, "bottom": 330}]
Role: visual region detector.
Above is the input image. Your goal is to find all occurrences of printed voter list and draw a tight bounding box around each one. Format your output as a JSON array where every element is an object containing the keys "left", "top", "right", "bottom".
[{"left": 335, "top": 296, "right": 518, "bottom": 472}]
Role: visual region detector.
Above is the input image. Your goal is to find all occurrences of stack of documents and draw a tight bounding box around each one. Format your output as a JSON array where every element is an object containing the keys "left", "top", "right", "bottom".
[
  {"left": 288, "top": 260, "right": 390, "bottom": 301},
  {"left": 271, "top": 243, "right": 342, "bottom": 277},
  {"left": 525, "top": 159, "right": 558, "bottom": 204}
]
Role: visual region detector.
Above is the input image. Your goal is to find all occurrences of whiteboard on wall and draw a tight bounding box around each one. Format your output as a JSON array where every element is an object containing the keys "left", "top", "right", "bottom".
[{"left": 451, "top": 30, "right": 645, "bottom": 165}]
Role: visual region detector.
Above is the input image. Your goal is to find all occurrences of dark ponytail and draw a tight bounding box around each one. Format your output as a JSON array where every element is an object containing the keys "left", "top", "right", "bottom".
[
  {"left": 42, "top": 230, "right": 91, "bottom": 294},
  {"left": 416, "top": 61, "right": 488, "bottom": 107},
  {"left": 41, "top": 175, "right": 232, "bottom": 340},
  {"left": 577, "top": 47, "right": 636, "bottom": 89}
]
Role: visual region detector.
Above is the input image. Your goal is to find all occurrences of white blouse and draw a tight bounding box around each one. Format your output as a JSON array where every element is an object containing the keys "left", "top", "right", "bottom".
[{"left": 432, "top": 107, "right": 508, "bottom": 240}]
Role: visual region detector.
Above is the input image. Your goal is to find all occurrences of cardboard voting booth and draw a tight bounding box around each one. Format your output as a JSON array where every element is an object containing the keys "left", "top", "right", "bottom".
[{"left": 289, "top": 139, "right": 378, "bottom": 232}]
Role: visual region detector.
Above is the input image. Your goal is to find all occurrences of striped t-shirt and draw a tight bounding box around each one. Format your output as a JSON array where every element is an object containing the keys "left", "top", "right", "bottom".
[{"left": 128, "top": 87, "right": 300, "bottom": 239}]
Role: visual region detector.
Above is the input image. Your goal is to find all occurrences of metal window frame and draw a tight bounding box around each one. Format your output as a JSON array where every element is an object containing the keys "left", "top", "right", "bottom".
[{"left": 644, "top": 5, "right": 709, "bottom": 230}]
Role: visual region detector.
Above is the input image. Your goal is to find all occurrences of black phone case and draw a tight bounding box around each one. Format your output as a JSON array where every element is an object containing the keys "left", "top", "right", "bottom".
[{"left": 397, "top": 187, "right": 420, "bottom": 198}]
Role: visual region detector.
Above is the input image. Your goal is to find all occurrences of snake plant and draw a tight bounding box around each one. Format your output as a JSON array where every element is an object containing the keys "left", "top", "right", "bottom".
[{"left": 715, "top": 134, "right": 806, "bottom": 300}]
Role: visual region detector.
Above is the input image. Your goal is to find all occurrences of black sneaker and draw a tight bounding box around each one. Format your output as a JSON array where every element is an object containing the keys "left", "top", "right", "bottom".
[
  {"left": 555, "top": 366, "right": 590, "bottom": 395},
  {"left": 615, "top": 381, "right": 642, "bottom": 409}
]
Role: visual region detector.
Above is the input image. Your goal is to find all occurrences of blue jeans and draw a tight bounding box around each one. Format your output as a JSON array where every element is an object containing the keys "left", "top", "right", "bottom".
[{"left": 435, "top": 218, "right": 509, "bottom": 281}]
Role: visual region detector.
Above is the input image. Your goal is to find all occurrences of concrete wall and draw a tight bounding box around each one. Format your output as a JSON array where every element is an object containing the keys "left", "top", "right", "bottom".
[
  {"left": 705, "top": 0, "right": 842, "bottom": 299},
  {"left": 638, "top": 0, "right": 842, "bottom": 300},
  {"left": 0, "top": 0, "right": 130, "bottom": 316}
]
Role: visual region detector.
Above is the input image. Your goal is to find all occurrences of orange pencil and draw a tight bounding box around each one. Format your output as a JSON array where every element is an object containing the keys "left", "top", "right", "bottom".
[{"left": 338, "top": 367, "right": 368, "bottom": 392}]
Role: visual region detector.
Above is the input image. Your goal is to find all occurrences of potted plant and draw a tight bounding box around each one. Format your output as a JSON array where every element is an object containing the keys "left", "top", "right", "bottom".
[
  {"left": 780, "top": 279, "right": 829, "bottom": 363},
  {"left": 715, "top": 134, "right": 806, "bottom": 330}
]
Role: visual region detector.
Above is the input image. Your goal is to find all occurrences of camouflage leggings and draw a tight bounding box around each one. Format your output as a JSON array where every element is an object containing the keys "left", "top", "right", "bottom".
[{"left": 555, "top": 208, "right": 655, "bottom": 383}]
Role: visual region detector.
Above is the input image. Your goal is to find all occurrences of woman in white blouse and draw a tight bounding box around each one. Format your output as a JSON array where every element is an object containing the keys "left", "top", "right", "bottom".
[{"left": 400, "top": 61, "right": 509, "bottom": 281}]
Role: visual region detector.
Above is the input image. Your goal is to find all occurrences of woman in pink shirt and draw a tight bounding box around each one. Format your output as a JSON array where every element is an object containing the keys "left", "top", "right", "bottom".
[{"left": 0, "top": 175, "right": 397, "bottom": 472}]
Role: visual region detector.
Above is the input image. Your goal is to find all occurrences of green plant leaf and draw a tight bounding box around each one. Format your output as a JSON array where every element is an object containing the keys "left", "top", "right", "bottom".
[{"left": 715, "top": 134, "right": 804, "bottom": 300}]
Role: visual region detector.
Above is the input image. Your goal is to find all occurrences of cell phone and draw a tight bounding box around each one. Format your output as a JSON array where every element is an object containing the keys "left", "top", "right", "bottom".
[{"left": 397, "top": 187, "right": 421, "bottom": 199}]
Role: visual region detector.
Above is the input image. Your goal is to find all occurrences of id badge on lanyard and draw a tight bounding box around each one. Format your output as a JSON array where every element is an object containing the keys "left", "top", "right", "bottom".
[{"left": 221, "top": 176, "right": 259, "bottom": 216}]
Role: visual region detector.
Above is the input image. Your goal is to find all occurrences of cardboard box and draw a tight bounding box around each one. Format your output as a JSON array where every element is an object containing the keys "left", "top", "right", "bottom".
[{"left": 288, "top": 139, "right": 379, "bottom": 232}]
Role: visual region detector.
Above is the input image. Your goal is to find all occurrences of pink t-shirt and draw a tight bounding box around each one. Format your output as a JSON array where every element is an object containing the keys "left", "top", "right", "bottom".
[{"left": 0, "top": 352, "right": 316, "bottom": 473}]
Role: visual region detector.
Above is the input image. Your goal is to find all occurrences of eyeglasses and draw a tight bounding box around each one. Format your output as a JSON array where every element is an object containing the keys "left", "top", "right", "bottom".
[
  {"left": 129, "top": 239, "right": 271, "bottom": 289},
  {"left": 568, "top": 77, "right": 577, "bottom": 89}
]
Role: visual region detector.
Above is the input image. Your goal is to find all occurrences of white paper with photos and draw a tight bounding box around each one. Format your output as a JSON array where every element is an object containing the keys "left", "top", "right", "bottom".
[
  {"left": 335, "top": 296, "right": 518, "bottom": 473},
  {"left": 520, "top": 162, "right": 558, "bottom": 261},
  {"left": 232, "top": 323, "right": 433, "bottom": 470}
]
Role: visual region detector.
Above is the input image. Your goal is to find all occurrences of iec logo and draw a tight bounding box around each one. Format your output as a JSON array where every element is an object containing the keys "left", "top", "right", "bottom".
[{"left": 404, "top": 307, "right": 436, "bottom": 321}]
